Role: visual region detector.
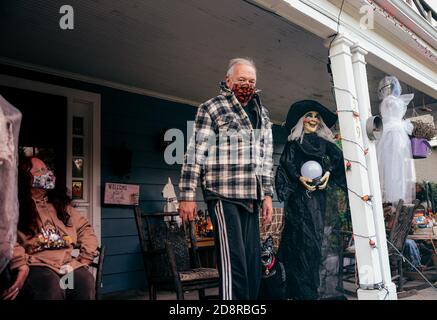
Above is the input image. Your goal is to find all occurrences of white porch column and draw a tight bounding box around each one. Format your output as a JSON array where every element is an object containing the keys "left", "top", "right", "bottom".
[
  {"left": 329, "top": 35, "right": 386, "bottom": 300},
  {"left": 351, "top": 44, "right": 397, "bottom": 300}
]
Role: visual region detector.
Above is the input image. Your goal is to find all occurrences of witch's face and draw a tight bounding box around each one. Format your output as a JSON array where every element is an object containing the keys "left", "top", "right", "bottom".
[{"left": 303, "top": 111, "right": 321, "bottom": 133}]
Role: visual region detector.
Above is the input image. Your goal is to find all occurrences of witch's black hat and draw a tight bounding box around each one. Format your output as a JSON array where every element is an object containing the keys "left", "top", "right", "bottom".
[{"left": 284, "top": 100, "right": 337, "bottom": 133}]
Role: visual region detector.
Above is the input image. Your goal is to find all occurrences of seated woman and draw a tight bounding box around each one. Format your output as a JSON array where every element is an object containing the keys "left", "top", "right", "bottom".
[{"left": 2, "top": 156, "right": 98, "bottom": 300}]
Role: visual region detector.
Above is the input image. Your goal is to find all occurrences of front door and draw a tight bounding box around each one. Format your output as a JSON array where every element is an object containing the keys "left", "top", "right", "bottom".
[
  {"left": 0, "top": 86, "right": 67, "bottom": 188},
  {"left": 0, "top": 77, "right": 101, "bottom": 241}
]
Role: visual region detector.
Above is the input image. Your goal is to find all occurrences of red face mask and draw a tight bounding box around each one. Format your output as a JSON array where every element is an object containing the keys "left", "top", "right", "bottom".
[{"left": 231, "top": 83, "right": 256, "bottom": 105}]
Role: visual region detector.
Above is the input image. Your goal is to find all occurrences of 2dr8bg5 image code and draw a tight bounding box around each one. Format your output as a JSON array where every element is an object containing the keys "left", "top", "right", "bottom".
[{"left": 168, "top": 304, "right": 268, "bottom": 318}]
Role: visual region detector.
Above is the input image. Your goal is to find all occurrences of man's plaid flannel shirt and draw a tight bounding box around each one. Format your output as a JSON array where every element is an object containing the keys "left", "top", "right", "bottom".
[{"left": 179, "top": 83, "right": 274, "bottom": 201}]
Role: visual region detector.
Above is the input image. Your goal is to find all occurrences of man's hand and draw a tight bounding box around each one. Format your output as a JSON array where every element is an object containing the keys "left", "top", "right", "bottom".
[
  {"left": 262, "top": 196, "right": 273, "bottom": 226},
  {"left": 299, "top": 176, "right": 316, "bottom": 191},
  {"left": 178, "top": 200, "right": 197, "bottom": 222},
  {"left": 2, "top": 264, "right": 29, "bottom": 300},
  {"left": 318, "top": 171, "right": 331, "bottom": 190}
]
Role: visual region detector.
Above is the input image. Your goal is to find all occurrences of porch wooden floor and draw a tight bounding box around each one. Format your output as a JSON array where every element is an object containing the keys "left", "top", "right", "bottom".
[{"left": 102, "top": 285, "right": 437, "bottom": 300}]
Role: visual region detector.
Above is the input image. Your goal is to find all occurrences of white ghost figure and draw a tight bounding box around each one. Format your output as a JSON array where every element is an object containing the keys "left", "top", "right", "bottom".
[
  {"left": 162, "top": 177, "right": 181, "bottom": 226},
  {"left": 376, "top": 76, "right": 416, "bottom": 204}
]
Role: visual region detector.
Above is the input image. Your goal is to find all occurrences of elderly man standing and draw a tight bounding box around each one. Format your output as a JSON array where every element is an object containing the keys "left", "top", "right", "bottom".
[{"left": 178, "top": 58, "right": 274, "bottom": 300}]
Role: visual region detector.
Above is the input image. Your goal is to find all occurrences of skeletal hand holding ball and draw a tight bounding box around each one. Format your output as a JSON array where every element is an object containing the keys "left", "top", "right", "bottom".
[
  {"left": 299, "top": 176, "right": 316, "bottom": 191},
  {"left": 318, "top": 171, "right": 330, "bottom": 190},
  {"left": 300, "top": 160, "right": 326, "bottom": 192}
]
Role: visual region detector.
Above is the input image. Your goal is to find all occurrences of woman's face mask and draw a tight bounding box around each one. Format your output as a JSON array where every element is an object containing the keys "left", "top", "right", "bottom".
[{"left": 32, "top": 169, "right": 56, "bottom": 190}]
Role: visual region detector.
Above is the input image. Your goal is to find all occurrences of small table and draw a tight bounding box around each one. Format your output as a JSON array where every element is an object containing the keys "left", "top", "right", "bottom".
[
  {"left": 407, "top": 226, "right": 437, "bottom": 242},
  {"left": 196, "top": 236, "right": 215, "bottom": 247},
  {"left": 407, "top": 234, "right": 437, "bottom": 241}
]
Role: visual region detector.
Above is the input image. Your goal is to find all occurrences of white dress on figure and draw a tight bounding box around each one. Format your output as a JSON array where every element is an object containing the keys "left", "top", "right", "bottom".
[{"left": 376, "top": 76, "right": 416, "bottom": 204}]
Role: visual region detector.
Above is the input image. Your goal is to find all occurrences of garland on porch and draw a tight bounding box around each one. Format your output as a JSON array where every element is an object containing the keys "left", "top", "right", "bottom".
[
  {"left": 328, "top": 85, "right": 374, "bottom": 208},
  {"left": 366, "top": 0, "right": 437, "bottom": 61}
]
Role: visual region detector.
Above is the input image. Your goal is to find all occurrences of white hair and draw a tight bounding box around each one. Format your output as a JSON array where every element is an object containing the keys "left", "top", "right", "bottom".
[
  {"left": 226, "top": 58, "right": 257, "bottom": 77},
  {"left": 288, "top": 115, "right": 336, "bottom": 144}
]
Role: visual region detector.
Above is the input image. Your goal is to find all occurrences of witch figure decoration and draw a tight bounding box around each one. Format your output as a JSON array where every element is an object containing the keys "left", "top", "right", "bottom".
[{"left": 276, "top": 100, "right": 347, "bottom": 300}]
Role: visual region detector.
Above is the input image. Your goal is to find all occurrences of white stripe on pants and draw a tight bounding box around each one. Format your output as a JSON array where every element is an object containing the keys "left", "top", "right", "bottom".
[{"left": 215, "top": 200, "right": 232, "bottom": 300}]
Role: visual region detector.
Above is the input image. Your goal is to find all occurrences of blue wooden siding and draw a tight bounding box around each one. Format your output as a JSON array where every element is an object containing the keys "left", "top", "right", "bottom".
[
  {"left": 101, "top": 93, "right": 190, "bottom": 293},
  {"left": 0, "top": 65, "right": 289, "bottom": 295}
]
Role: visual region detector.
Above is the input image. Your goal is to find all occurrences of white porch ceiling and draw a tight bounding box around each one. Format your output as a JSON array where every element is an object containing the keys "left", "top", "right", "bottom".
[{"left": 0, "top": 0, "right": 435, "bottom": 122}]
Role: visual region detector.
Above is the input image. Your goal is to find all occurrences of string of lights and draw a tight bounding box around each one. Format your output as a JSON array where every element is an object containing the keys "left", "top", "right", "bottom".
[
  {"left": 336, "top": 230, "right": 437, "bottom": 292},
  {"left": 344, "top": 158, "right": 368, "bottom": 171},
  {"left": 325, "top": 0, "right": 436, "bottom": 298},
  {"left": 382, "top": 284, "right": 390, "bottom": 300},
  {"left": 328, "top": 0, "right": 346, "bottom": 52},
  {"left": 336, "top": 109, "right": 360, "bottom": 118},
  {"left": 331, "top": 86, "right": 359, "bottom": 102},
  {"left": 338, "top": 229, "right": 376, "bottom": 243},
  {"left": 339, "top": 137, "right": 369, "bottom": 155},
  {"left": 366, "top": 0, "right": 437, "bottom": 61},
  {"left": 346, "top": 187, "right": 373, "bottom": 207},
  {"left": 385, "top": 238, "right": 437, "bottom": 291},
  {"left": 330, "top": 84, "right": 373, "bottom": 207}
]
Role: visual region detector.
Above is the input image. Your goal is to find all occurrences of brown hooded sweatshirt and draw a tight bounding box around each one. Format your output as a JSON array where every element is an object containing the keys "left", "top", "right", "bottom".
[{"left": 10, "top": 190, "right": 98, "bottom": 274}]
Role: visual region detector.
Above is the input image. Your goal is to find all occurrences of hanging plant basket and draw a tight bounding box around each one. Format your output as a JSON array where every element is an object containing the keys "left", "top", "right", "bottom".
[
  {"left": 410, "top": 118, "right": 436, "bottom": 140},
  {"left": 409, "top": 117, "right": 436, "bottom": 159},
  {"left": 410, "top": 137, "right": 431, "bottom": 159}
]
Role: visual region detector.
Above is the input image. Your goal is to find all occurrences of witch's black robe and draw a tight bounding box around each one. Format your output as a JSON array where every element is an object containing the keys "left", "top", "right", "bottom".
[{"left": 277, "top": 133, "right": 347, "bottom": 300}]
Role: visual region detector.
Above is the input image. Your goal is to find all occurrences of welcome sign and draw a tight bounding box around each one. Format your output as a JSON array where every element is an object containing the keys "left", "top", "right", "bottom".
[{"left": 104, "top": 183, "right": 140, "bottom": 205}]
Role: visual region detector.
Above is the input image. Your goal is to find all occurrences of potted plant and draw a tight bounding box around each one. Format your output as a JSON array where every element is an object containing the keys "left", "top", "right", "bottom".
[{"left": 410, "top": 119, "right": 437, "bottom": 159}]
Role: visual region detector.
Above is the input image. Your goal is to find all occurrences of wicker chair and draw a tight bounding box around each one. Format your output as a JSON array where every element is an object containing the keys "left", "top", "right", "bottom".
[
  {"left": 339, "top": 200, "right": 420, "bottom": 293},
  {"left": 387, "top": 199, "right": 421, "bottom": 292},
  {"left": 134, "top": 207, "right": 219, "bottom": 300}
]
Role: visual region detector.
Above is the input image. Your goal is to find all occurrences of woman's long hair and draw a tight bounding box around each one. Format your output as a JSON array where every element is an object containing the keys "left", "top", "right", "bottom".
[
  {"left": 288, "top": 115, "right": 336, "bottom": 144},
  {"left": 18, "top": 156, "right": 72, "bottom": 236}
]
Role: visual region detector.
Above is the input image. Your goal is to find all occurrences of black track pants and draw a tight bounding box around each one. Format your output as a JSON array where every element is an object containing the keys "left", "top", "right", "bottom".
[{"left": 207, "top": 199, "right": 261, "bottom": 300}]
